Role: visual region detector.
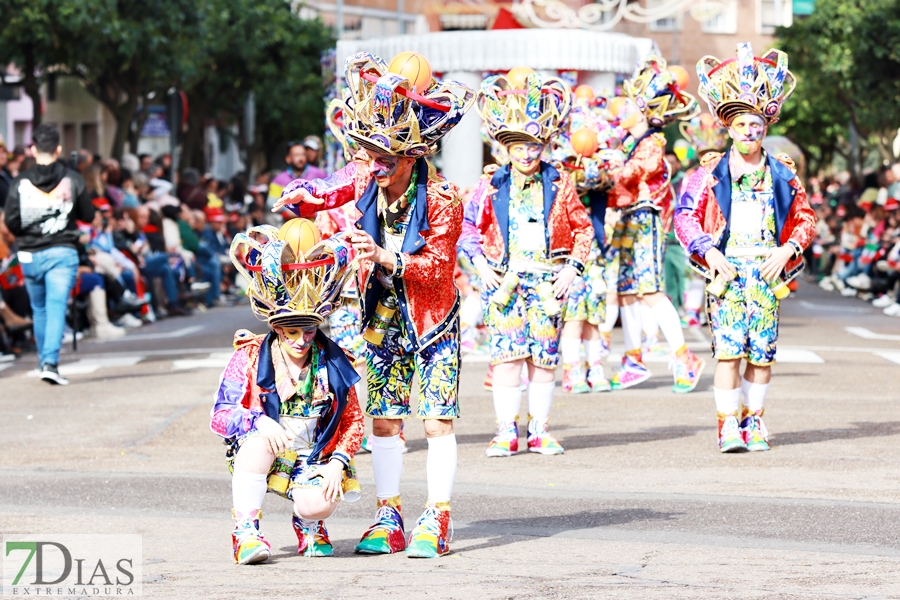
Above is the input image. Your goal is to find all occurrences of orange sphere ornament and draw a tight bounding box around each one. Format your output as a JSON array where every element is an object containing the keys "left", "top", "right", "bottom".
[
  {"left": 388, "top": 51, "right": 433, "bottom": 93},
  {"left": 668, "top": 65, "right": 690, "bottom": 90},
  {"left": 574, "top": 85, "right": 595, "bottom": 101},
  {"left": 506, "top": 66, "right": 536, "bottom": 90},
  {"left": 571, "top": 129, "right": 599, "bottom": 158},
  {"left": 279, "top": 218, "right": 321, "bottom": 258}
]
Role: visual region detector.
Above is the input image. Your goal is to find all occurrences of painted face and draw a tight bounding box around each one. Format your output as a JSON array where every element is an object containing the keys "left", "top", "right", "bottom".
[
  {"left": 275, "top": 326, "right": 317, "bottom": 360},
  {"left": 507, "top": 142, "right": 543, "bottom": 174},
  {"left": 728, "top": 114, "right": 767, "bottom": 156},
  {"left": 368, "top": 152, "right": 415, "bottom": 188}
]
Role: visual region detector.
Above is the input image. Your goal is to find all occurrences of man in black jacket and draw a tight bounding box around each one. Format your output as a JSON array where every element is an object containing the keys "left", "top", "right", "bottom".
[{"left": 4, "top": 124, "right": 95, "bottom": 385}]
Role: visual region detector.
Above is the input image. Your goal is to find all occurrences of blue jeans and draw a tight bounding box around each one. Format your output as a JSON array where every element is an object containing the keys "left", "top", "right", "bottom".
[
  {"left": 141, "top": 253, "right": 179, "bottom": 305},
  {"left": 20, "top": 246, "right": 79, "bottom": 366},
  {"left": 196, "top": 253, "right": 222, "bottom": 305}
]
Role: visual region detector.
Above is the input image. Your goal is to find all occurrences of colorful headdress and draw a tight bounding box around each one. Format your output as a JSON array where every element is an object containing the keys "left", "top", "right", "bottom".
[
  {"left": 477, "top": 69, "right": 572, "bottom": 147},
  {"left": 623, "top": 56, "right": 700, "bottom": 128},
  {"left": 696, "top": 42, "right": 796, "bottom": 125},
  {"left": 339, "top": 52, "right": 475, "bottom": 157},
  {"left": 679, "top": 113, "right": 729, "bottom": 157},
  {"left": 230, "top": 224, "right": 357, "bottom": 328}
]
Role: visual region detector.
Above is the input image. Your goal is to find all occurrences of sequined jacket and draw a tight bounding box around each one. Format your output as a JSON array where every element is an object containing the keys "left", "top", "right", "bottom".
[
  {"left": 458, "top": 162, "right": 593, "bottom": 275},
  {"left": 674, "top": 150, "right": 816, "bottom": 283},
  {"left": 607, "top": 131, "right": 673, "bottom": 216},
  {"left": 284, "top": 158, "right": 462, "bottom": 351},
  {"left": 209, "top": 330, "right": 364, "bottom": 467}
]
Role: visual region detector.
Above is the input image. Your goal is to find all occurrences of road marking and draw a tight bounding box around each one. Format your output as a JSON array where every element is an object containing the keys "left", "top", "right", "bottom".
[
  {"left": 23, "top": 356, "right": 145, "bottom": 377},
  {"left": 105, "top": 325, "right": 205, "bottom": 342},
  {"left": 172, "top": 352, "right": 233, "bottom": 370},
  {"left": 875, "top": 352, "right": 900, "bottom": 366},
  {"left": 774, "top": 348, "right": 825, "bottom": 364},
  {"left": 845, "top": 327, "right": 900, "bottom": 342},
  {"left": 0, "top": 363, "right": 11, "bottom": 373}
]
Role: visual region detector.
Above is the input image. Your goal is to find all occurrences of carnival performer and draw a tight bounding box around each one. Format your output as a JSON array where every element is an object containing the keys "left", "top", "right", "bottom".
[
  {"left": 549, "top": 85, "right": 621, "bottom": 393},
  {"left": 674, "top": 43, "right": 815, "bottom": 452},
  {"left": 461, "top": 67, "right": 592, "bottom": 457},
  {"left": 606, "top": 57, "right": 706, "bottom": 393},
  {"left": 273, "top": 51, "right": 475, "bottom": 558},
  {"left": 210, "top": 223, "right": 364, "bottom": 564}
]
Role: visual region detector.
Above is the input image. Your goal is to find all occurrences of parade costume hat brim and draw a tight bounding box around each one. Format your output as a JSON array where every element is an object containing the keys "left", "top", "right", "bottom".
[
  {"left": 623, "top": 55, "right": 700, "bottom": 128},
  {"left": 477, "top": 73, "right": 572, "bottom": 148}
]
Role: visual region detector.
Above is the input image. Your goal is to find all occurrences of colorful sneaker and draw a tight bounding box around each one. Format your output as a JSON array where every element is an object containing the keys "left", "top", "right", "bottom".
[
  {"left": 562, "top": 362, "right": 591, "bottom": 394},
  {"left": 643, "top": 334, "right": 668, "bottom": 358},
  {"left": 610, "top": 354, "right": 652, "bottom": 390},
  {"left": 684, "top": 310, "right": 702, "bottom": 328},
  {"left": 717, "top": 413, "right": 746, "bottom": 453},
  {"left": 485, "top": 420, "right": 519, "bottom": 457},
  {"left": 406, "top": 504, "right": 452, "bottom": 558},
  {"left": 671, "top": 349, "right": 705, "bottom": 394},
  {"left": 355, "top": 497, "right": 406, "bottom": 554},
  {"left": 741, "top": 409, "right": 771, "bottom": 452},
  {"left": 526, "top": 419, "right": 564, "bottom": 455},
  {"left": 231, "top": 509, "right": 271, "bottom": 565},
  {"left": 292, "top": 516, "right": 333, "bottom": 557},
  {"left": 587, "top": 361, "right": 611, "bottom": 392}
]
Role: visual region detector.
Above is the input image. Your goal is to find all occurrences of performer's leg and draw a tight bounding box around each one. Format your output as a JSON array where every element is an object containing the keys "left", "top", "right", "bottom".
[
  {"left": 488, "top": 359, "right": 525, "bottom": 457},
  {"left": 640, "top": 299, "right": 664, "bottom": 356},
  {"left": 525, "top": 363, "right": 564, "bottom": 455},
  {"left": 291, "top": 467, "right": 339, "bottom": 557},
  {"left": 583, "top": 323, "right": 610, "bottom": 391},
  {"left": 561, "top": 320, "right": 589, "bottom": 393},
  {"left": 645, "top": 291, "right": 705, "bottom": 394},
  {"left": 611, "top": 294, "right": 652, "bottom": 390},
  {"left": 713, "top": 359, "right": 745, "bottom": 453},
  {"left": 684, "top": 277, "right": 705, "bottom": 327},
  {"left": 230, "top": 437, "right": 275, "bottom": 564}
]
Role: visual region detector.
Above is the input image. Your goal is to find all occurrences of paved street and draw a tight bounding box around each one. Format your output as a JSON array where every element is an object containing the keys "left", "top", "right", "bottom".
[{"left": 2, "top": 281, "right": 900, "bottom": 599}]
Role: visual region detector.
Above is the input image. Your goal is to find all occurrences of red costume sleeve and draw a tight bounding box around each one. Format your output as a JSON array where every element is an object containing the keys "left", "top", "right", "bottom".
[
  {"left": 784, "top": 178, "right": 816, "bottom": 251},
  {"left": 560, "top": 177, "right": 593, "bottom": 265},
  {"left": 286, "top": 161, "right": 370, "bottom": 219},
  {"left": 334, "top": 384, "right": 364, "bottom": 458},
  {"left": 398, "top": 183, "right": 463, "bottom": 284},
  {"left": 610, "top": 136, "right": 664, "bottom": 209}
]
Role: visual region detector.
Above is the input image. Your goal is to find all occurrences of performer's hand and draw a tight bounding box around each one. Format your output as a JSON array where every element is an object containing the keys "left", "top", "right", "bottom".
[
  {"left": 272, "top": 187, "right": 321, "bottom": 212},
  {"left": 552, "top": 266, "right": 579, "bottom": 298},
  {"left": 310, "top": 459, "right": 345, "bottom": 503},
  {"left": 703, "top": 248, "right": 735, "bottom": 282},
  {"left": 255, "top": 415, "right": 294, "bottom": 455},
  {"left": 761, "top": 245, "right": 795, "bottom": 282},
  {"left": 351, "top": 231, "right": 384, "bottom": 261},
  {"left": 473, "top": 255, "right": 502, "bottom": 291}
]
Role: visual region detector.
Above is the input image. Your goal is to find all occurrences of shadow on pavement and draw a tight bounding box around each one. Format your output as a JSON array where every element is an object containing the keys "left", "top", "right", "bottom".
[
  {"left": 560, "top": 426, "right": 706, "bottom": 451},
  {"left": 770, "top": 421, "right": 900, "bottom": 447}
]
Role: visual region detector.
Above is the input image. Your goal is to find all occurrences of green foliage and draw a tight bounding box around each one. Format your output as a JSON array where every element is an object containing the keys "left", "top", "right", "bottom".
[{"left": 775, "top": 0, "right": 900, "bottom": 174}]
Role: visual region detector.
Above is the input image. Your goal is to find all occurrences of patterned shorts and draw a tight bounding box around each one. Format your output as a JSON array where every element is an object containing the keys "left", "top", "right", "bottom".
[
  {"left": 563, "top": 260, "right": 607, "bottom": 326},
  {"left": 366, "top": 317, "right": 460, "bottom": 420},
  {"left": 707, "top": 257, "right": 780, "bottom": 366},
  {"left": 329, "top": 297, "right": 366, "bottom": 363},
  {"left": 613, "top": 208, "right": 666, "bottom": 296},
  {"left": 482, "top": 271, "right": 562, "bottom": 369},
  {"left": 604, "top": 244, "right": 620, "bottom": 294}
]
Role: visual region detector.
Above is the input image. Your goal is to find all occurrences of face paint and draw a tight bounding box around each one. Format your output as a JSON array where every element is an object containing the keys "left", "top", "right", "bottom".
[
  {"left": 507, "top": 142, "right": 543, "bottom": 174},
  {"left": 369, "top": 152, "right": 414, "bottom": 188},
  {"left": 276, "top": 326, "right": 318, "bottom": 359},
  {"left": 728, "top": 114, "right": 766, "bottom": 156}
]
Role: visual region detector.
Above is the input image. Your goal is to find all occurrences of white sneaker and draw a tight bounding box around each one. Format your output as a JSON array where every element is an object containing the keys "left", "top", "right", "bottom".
[
  {"left": 884, "top": 303, "right": 900, "bottom": 317},
  {"left": 873, "top": 295, "right": 895, "bottom": 308},
  {"left": 840, "top": 287, "right": 858, "bottom": 297},
  {"left": 832, "top": 276, "right": 846, "bottom": 291},
  {"left": 40, "top": 364, "right": 69, "bottom": 386},
  {"left": 116, "top": 313, "right": 144, "bottom": 329},
  {"left": 846, "top": 274, "right": 872, "bottom": 290},
  {"left": 818, "top": 278, "right": 835, "bottom": 292}
]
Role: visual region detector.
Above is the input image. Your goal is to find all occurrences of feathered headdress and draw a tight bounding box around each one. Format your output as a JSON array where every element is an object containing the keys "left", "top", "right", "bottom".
[
  {"left": 696, "top": 42, "right": 796, "bottom": 125},
  {"left": 679, "top": 113, "right": 729, "bottom": 156},
  {"left": 623, "top": 55, "right": 700, "bottom": 128},
  {"left": 477, "top": 70, "right": 572, "bottom": 147},
  {"left": 230, "top": 225, "right": 357, "bottom": 328},
  {"left": 340, "top": 52, "right": 475, "bottom": 157}
]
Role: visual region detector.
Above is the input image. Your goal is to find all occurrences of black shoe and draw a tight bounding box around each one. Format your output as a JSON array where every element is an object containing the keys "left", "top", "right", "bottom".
[
  {"left": 40, "top": 363, "right": 69, "bottom": 386},
  {"left": 166, "top": 303, "right": 192, "bottom": 317}
]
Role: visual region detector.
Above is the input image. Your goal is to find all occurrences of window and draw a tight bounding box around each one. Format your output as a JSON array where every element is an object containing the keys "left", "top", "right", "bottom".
[
  {"left": 648, "top": 0, "right": 683, "bottom": 32},
  {"left": 701, "top": 0, "right": 737, "bottom": 34},
  {"left": 758, "top": 0, "right": 793, "bottom": 33}
]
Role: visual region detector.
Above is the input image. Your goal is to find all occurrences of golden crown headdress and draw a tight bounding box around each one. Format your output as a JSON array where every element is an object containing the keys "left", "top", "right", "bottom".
[
  {"left": 230, "top": 224, "right": 357, "bottom": 328},
  {"left": 679, "top": 113, "right": 729, "bottom": 156},
  {"left": 477, "top": 68, "right": 573, "bottom": 147},
  {"left": 340, "top": 52, "right": 475, "bottom": 157},
  {"left": 623, "top": 56, "right": 700, "bottom": 128},
  {"left": 696, "top": 42, "right": 796, "bottom": 126}
]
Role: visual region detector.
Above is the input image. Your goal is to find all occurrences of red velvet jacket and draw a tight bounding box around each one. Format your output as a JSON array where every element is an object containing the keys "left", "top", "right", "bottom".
[
  {"left": 465, "top": 162, "right": 593, "bottom": 275},
  {"left": 608, "top": 131, "right": 674, "bottom": 218},
  {"left": 285, "top": 158, "right": 461, "bottom": 350}
]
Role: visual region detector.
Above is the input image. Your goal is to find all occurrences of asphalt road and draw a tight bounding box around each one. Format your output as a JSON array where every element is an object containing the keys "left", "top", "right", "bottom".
[{"left": 2, "top": 281, "right": 900, "bottom": 599}]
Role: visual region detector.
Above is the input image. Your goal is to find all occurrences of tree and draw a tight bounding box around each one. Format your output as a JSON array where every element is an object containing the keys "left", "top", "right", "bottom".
[{"left": 775, "top": 0, "right": 900, "bottom": 175}]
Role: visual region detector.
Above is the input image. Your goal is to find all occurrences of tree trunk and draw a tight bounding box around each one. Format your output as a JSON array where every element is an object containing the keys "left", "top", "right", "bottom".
[
  {"left": 108, "top": 95, "right": 139, "bottom": 160},
  {"left": 181, "top": 94, "right": 208, "bottom": 171},
  {"left": 22, "top": 45, "right": 42, "bottom": 129}
]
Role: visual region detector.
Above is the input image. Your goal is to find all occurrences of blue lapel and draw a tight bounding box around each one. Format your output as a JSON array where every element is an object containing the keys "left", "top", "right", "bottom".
[
  {"left": 400, "top": 158, "right": 430, "bottom": 254},
  {"left": 711, "top": 150, "right": 732, "bottom": 251},
  {"left": 490, "top": 164, "right": 512, "bottom": 259},
  {"left": 587, "top": 189, "right": 608, "bottom": 247},
  {"left": 356, "top": 178, "right": 379, "bottom": 241},
  {"left": 768, "top": 154, "right": 797, "bottom": 243},
  {"left": 256, "top": 331, "right": 281, "bottom": 422}
]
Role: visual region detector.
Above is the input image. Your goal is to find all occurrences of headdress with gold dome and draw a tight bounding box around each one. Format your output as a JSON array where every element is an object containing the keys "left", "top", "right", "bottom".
[
  {"left": 696, "top": 42, "right": 796, "bottom": 126},
  {"left": 339, "top": 52, "right": 475, "bottom": 157},
  {"left": 477, "top": 68, "right": 573, "bottom": 147},
  {"left": 230, "top": 223, "right": 357, "bottom": 329},
  {"left": 679, "top": 113, "right": 729, "bottom": 157},
  {"left": 623, "top": 56, "right": 700, "bottom": 128}
]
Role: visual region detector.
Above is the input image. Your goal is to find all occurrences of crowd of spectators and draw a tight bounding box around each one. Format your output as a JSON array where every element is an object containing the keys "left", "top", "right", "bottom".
[{"left": 0, "top": 126, "right": 327, "bottom": 373}]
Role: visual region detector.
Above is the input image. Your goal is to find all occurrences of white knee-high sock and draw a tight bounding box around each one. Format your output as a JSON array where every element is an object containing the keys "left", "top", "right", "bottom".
[
  {"left": 741, "top": 378, "right": 769, "bottom": 413},
  {"left": 232, "top": 471, "right": 268, "bottom": 515},
  {"left": 685, "top": 279, "right": 705, "bottom": 312},
  {"left": 426, "top": 434, "right": 457, "bottom": 504},
  {"left": 528, "top": 381, "right": 555, "bottom": 423},
  {"left": 620, "top": 302, "right": 642, "bottom": 352},
  {"left": 641, "top": 302, "right": 659, "bottom": 337},
  {"left": 492, "top": 384, "right": 522, "bottom": 422},
  {"left": 651, "top": 298, "right": 686, "bottom": 352},
  {"left": 585, "top": 339, "right": 605, "bottom": 364},
  {"left": 601, "top": 303, "right": 619, "bottom": 333},
  {"left": 714, "top": 387, "right": 741, "bottom": 415},
  {"left": 370, "top": 433, "right": 403, "bottom": 500},
  {"left": 560, "top": 337, "right": 582, "bottom": 365}
]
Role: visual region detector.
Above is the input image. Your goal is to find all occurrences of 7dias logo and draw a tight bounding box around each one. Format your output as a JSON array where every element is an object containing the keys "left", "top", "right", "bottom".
[{"left": 2, "top": 535, "right": 142, "bottom": 596}]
